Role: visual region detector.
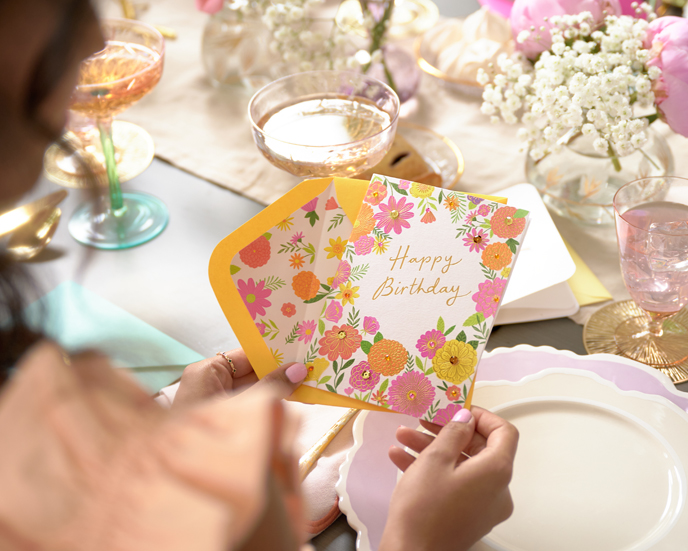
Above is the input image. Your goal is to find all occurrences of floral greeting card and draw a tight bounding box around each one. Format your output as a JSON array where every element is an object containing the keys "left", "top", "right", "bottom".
[{"left": 209, "top": 176, "right": 530, "bottom": 423}]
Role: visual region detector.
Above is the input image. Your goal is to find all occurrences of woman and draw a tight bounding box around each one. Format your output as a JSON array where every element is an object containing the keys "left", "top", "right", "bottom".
[{"left": 0, "top": 0, "right": 518, "bottom": 549}]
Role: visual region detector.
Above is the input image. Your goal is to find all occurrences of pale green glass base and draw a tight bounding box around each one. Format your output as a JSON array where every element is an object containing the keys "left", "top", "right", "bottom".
[{"left": 68, "top": 192, "right": 168, "bottom": 250}]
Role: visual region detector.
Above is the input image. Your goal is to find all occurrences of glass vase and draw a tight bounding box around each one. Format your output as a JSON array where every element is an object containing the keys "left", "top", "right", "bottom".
[
  {"left": 201, "top": 5, "right": 274, "bottom": 91},
  {"left": 526, "top": 129, "right": 674, "bottom": 226}
]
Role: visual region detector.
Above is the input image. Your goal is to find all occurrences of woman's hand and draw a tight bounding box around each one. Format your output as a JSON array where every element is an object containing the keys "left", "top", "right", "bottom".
[
  {"left": 173, "top": 348, "right": 307, "bottom": 408},
  {"left": 379, "top": 407, "right": 518, "bottom": 551}
]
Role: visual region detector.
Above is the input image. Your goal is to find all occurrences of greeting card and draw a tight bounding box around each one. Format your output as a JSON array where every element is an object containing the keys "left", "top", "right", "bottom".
[{"left": 209, "top": 176, "right": 530, "bottom": 423}]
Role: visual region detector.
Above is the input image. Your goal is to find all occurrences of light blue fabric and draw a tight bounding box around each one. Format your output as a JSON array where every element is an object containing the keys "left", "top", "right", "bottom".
[{"left": 23, "top": 281, "right": 203, "bottom": 393}]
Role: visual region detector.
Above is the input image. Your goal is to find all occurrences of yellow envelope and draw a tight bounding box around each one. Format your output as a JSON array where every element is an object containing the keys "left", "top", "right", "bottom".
[
  {"left": 209, "top": 177, "right": 507, "bottom": 411},
  {"left": 565, "top": 240, "right": 613, "bottom": 306}
]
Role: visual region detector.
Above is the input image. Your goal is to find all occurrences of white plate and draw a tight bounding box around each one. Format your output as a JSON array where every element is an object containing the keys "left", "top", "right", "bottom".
[{"left": 337, "top": 347, "right": 688, "bottom": 551}]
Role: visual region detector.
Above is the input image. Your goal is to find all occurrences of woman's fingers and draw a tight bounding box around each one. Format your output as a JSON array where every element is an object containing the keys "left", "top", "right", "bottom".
[
  {"left": 388, "top": 445, "right": 417, "bottom": 472},
  {"left": 248, "top": 362, "right": 307, "bottom": 400},
  {"left": 395, "top": 425, "right": 435, "bottom": 455}
]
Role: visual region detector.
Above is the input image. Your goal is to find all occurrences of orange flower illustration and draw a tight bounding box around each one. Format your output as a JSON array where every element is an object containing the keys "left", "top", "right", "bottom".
[
  {"left": 292, "top": 270, "right": 320, "bottom": 301},
  {"left": 349, "top": 203, "right": 375, "bottom": 243},
  {"left": 444, "top": 195, "right": 459, "bottom": 211},
  {"left": 481, "top": 242, "right": 512, "bottom": 271},
  {"left": 490, "top": 206, "right": 526, "bottom": 238},
  {"left": 368, "top": 339, "right": 408, "bottom": 377},
  {"left": 365, "top": 179, "right": 388, "bottom": 205},
  {"left": 318, "top": 324, "right": 362, "bottom": 360},
  {"left": 289, "top": 253, "right": 304, "bottom": 269}
]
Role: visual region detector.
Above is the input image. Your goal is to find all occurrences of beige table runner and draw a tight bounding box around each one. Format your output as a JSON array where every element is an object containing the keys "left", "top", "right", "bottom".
[{"left": 113, "top": 0, "right": 688, "bottom": 323}]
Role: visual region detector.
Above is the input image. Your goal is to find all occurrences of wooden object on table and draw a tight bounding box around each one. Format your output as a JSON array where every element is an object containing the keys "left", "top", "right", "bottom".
[{"left": 358, "top": 133, "right": 442, "bottom": 186}]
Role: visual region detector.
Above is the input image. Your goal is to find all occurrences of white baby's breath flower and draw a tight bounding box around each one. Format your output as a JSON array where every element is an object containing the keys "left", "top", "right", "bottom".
[
  {"left": 517, "top": 30, "right": 530, "bottom": 44},
  {"left": 593, "top": 137, "right": 609, "bottom": 153},
  {"left": 477, "top": 69, "right": 490, "bottom": 86}
]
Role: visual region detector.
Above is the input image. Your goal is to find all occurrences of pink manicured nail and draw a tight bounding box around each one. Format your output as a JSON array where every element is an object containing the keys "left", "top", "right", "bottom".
[
  {"left": 452, "top": 408, "right": 472, "bottom": 423},
  {"left": 286, "top": 362, "right": 307, "bottom": 383}
]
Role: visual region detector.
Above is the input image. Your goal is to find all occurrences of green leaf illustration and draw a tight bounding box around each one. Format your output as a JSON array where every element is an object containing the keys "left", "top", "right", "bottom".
[
  {"left": 437, "top": 316, "right": 445, "bottom": 333},
  {"left": 263, "top": 232, "right": 272, "bottom": 240},
  {"left": 326, "top": 384, "right": 335, "bottom": 393},
  {"left": 374, "top": 331, "right": 384, "bottom": 343},
  {"left": 230, "top": 265, "right": 240, "bottom": 275},
  {"left": 305, "top": 211, "right": 320, "bottom": 227},
  {"left": 513, "top": 209, "right": 529, "bottom": 218},
  {"left": 468, "top": 340, "right": 479, "bottom": 350},
  {"left": 463, "top": 313, "right": 485, "bottom": 327},
  {"left": 318, "top": 319, "right": 325, "bottom": 335},
  {"left": 415, "top": 356, "right": 424, "bottom": 371},
  {"left": 444, "top": 325, "right": 456, "bottom": 336},
  {"left": 457, "top": 330, "right": 467, "bottom": 342},
  {"left": 379, "top": 378, "right": 389, "bottom": 394},
  {"left": 318, "top": 375, "right": 331, "bottom": 385},
  {"left": 361, "top": 341, "right": 372, "bottom": 354},
  {"left": 506, "top": 238, "right": 519, "bottom": 254}
]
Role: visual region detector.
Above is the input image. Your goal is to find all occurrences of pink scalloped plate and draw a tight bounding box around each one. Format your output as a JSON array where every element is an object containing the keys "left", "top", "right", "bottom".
[{"left": 336, "top": 346, "right": 688, "bottom": 551}]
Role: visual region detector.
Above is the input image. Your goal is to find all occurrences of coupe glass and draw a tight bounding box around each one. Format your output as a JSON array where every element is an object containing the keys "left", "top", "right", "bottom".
[
  {"left": 614, "top": 176, "right": 688, "bottom": 366},
  {"left": 67, "top": 18, "right": 167, "bottom": 250},
  {"left": 248, "top": 70, "right": 400, "bottom": 178}
]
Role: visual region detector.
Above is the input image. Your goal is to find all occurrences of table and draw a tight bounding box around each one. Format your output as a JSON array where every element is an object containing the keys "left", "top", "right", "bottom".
[{"left": 23, "top": 0, "right": 688, "bottom": 548}]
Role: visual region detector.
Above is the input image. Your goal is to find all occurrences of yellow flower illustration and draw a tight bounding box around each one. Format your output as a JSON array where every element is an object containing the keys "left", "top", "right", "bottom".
[
  {"left": 305, "top": 358, "right": 330, "bottom": 383},
  {"left": 276, "top": 216, "right": 294, "bottom": 231},
  {"left": 324, "top": 236, "right": 348, "bottom": 260},
  {"left": 373, "top": 237, "right": 389, "bottom": 255},
  {"left": 432, "top": 340, "right": 477, "bottom": 384},
  {"left": 410, "top": 182, "right": 434, "bottom": 199},
  {"left": 501, "top": 267, "right": 511, "bottom": 278},
  {"left": 336, "top": 281, "right": 360, "bottom": 306},
  {"left": 271, "top": 347, "right": 284, "bottom": 366}
]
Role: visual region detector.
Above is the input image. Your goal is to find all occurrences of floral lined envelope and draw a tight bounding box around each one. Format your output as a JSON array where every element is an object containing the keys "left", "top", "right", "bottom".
[{"left": 209, "top": 176, "right": 530, "bottom": 423}]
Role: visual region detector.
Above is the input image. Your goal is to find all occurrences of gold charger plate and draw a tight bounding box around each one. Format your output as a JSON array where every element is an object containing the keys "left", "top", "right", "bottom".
[
  {"left": 397, "top": 121, "right": 464, "bottom": 189},
  {"left": 583, "top": 299, "right": 688, "bottom": 384},
  {"left": 43, "top": 120, "right": 155, "bottom": 189}
]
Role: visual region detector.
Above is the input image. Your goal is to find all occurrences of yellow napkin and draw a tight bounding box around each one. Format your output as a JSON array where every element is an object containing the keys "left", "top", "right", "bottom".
[{"left": 565, "top": 240, "right": 613, "bottom": 306}]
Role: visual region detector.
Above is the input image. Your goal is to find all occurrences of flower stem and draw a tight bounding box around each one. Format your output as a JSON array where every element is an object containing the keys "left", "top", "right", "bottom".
[{"left": 607, "top": 143, "right": 622, "bottom": 172}]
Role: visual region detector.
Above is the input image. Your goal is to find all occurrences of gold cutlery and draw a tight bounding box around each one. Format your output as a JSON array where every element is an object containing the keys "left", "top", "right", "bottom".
[
  {"left": 6, "top": 207, "right": 62, "bottom": 261},
  {"left": 0, "top": 190, "right": 67, "bottom": 238}
]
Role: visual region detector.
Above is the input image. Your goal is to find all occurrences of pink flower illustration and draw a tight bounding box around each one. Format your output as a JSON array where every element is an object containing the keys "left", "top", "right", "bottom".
[
  {"left": 365, "top": 180, "right": 388, "bottom": 206},
  {"left": 477, "top": 204, "right": 491, "bottom": 217},
  {"left": 354, "top": 234, "right": 374, "bottom": 255},
  {"left": 237, "top": 278, "right": 272, "bottom": 320},
  {"left": 463, "top": 228, "right": 490, "bottom": 253},
  {"left": 362, "top": 316, "right": 380, "bottom": 335},
  {"left": 374, "top": 196, "right": 414, "bottom": 235},
  {"left": 324, "top": 301, "right": 343, "bottom": 322},
  {"left": 281, "top": 302, "right": 296, "bottom": 317},
  {"left": 326, "top": 196, "right": 339, "bottom": 210},
  {"left": 344, "top": 387, "right": 354, "bottom": 396},
  {"left": 301, "top": 197, "right": 319, "bottom": 212},
  {"left": 290, "top": 231, "right": 304, "bottom": 244},
  {"left": 297, "top": 320, "right": 317, "bottom": 343},
  {"left": 388, "top": 371, "right": 436, "bottom": 417},
  {"left": 472, "top": 277, "right": 507, "bottom": 318},
  {"left": 465, "top": 211, "right": 477, "bottom": 224},
  {"left": 349, "top": 361, "right": 380, "bottom": 392},
  {"left": 398, "top": 179, "right": 411, "bottom": 190},
  {"left": 256, "top": 322, "right": 266, "bottom": 335},
  {"left": 332, "top": 260, "right": 351, "bottom": 287},
  {"left": 433, "top": 404, "right": 463, "bottom": 426},
  {"left": 416, "top": 329, "right": 446, "bottom": 360}
]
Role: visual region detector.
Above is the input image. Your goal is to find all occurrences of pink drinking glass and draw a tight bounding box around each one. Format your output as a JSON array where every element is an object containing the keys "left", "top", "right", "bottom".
[{"left": 614, "top": 176, "right": 688, "bottom": 366}]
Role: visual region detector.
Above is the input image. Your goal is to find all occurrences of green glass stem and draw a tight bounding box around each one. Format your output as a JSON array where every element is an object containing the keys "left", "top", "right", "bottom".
[{"left": 97, "top": 119, "right": 125, "bottom": 213}]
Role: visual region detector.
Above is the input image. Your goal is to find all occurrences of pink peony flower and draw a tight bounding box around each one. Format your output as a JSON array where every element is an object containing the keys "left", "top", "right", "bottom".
[
  {"left": 510, "top": 0, "right": 621, "bottom": 59},
  {"left": 478, "top": 0, "right": 514, "bottom": 18},
  {"left": 388, "top": 371, "right": 436, "bottom": 417},
  {"left": 237, "top": 278, "right": 272, "bottom": 320},
  {"left": 195, "top": 0, "right": 223, "bottom": 14},
  {"left": 324, "top": 300, "right": 343, "bottom": 323},
  {"left": 416, "top": 329, "right": 446, "bottom": 360},
  {"left": 433, "top": 404, "right": 463, "bottom": 426},
  {"left": 472, "top": 277, "right": 507, "bottom": 318},
  {"left": 477, "top": 204, "right": 491, "bottom": 217},
  {"left": 349, "top": 361, "right": 380, "bottom": 392},
  {"left": 398, "top": 179, "right": 411, "bottom": 190},
  {"left": 354, "top": 235, "right": 374, "bottom": 255},
  {"left": 374, "top": 196, "right": 414, "bottom": 235},
  {"left": 646, "top": 16, "right": 688, "bottom": 137},
  {"left": 362, "top": 316, "right": 380, "bottom": 335}
]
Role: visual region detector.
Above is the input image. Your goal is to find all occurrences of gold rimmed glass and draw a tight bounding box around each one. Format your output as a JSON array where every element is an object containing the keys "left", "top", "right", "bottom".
[{"left": 248, "top": 70, "right": 400, "bottom": 178}]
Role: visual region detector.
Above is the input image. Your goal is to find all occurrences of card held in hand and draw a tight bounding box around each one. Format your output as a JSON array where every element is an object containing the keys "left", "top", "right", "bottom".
[{"left": 210, "top": 175, "right": 530, "bottom": 424}]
